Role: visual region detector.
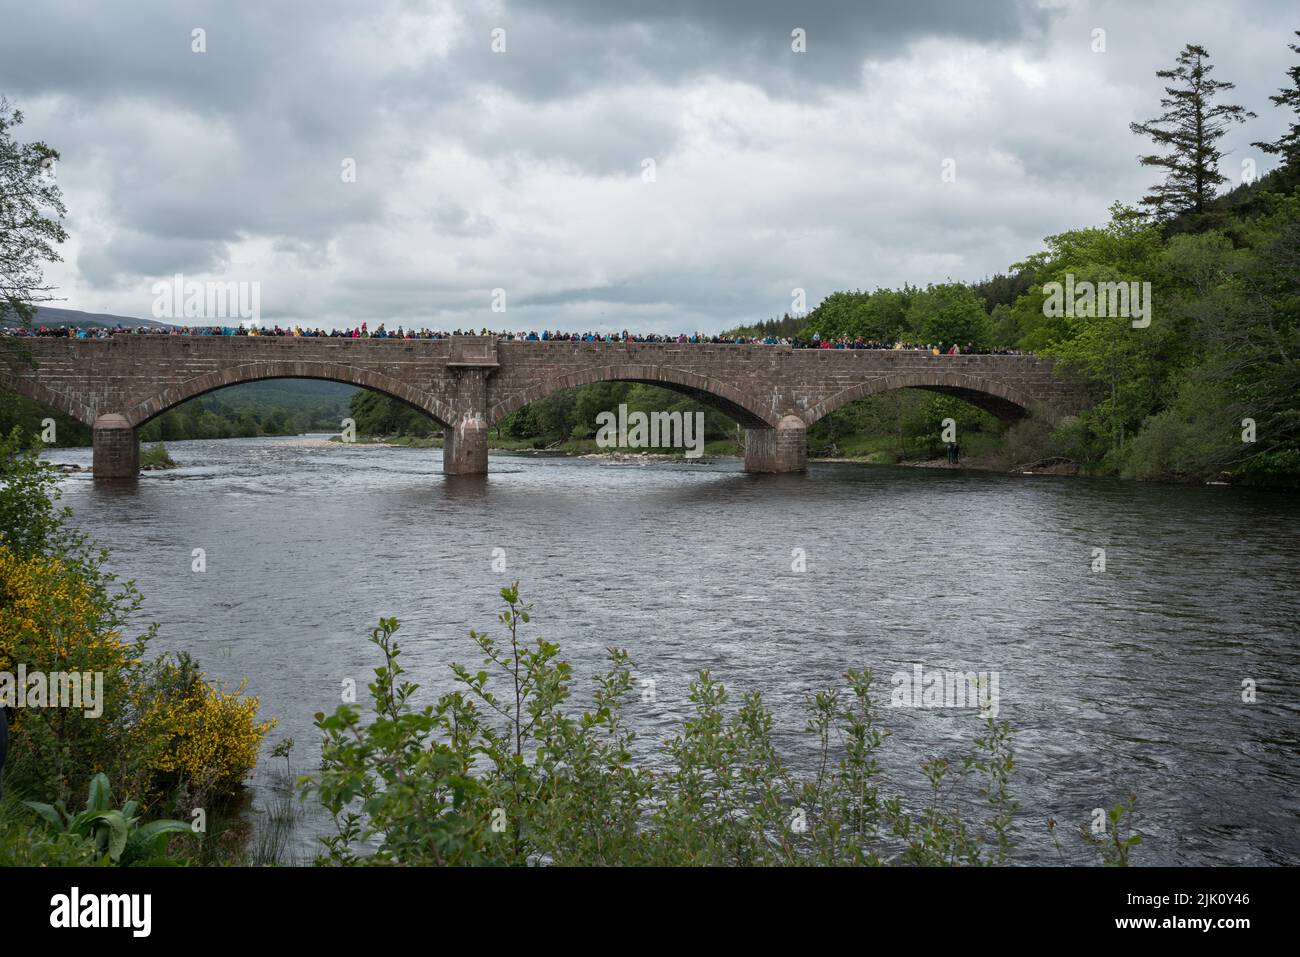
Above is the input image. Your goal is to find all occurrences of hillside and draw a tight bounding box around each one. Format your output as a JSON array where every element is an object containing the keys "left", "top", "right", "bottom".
[{"left": 2, "top": 305, "right": 172, "bottom": 330}]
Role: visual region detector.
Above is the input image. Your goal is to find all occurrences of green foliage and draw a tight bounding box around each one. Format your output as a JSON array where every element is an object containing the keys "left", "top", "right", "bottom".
[
  {"left": 1128, "top": 44, "right": 1254, "bottom": 219},
  {"left": 1079, "top": 796, "right": 1143, "bottom": 867},
  {"left": 0, "top": 97, "right": 68, "bottom": 324},
  {"left": 803, "top": 288, "right": 914, "bottom": 342},
  {"left": 500, "top": 402, "right": 539, "bottom": 439},
  {"left": 722, "top": 313, "right": 808, "bottom": 338},
  {"left": 987, "top": 303, "right": 1019, "bottom": 349},
  {"left": 906, "top": 283, "right": 992, "bottom": 347},
  {"left": 141, "top": 379, "right": 356, "bottom": 443},
  {"left": 1252, "top": 32, "right": 1300, "bottom": 171},
  {"left": 306, "top": 585, "right": 1044, "bottom": 867},
  {"left": 346, "top": 388, "right": 437, "bottom": 440},
  {"left": 1006, "top": 192, "right": 1300, "bottom": 484},
  {"left": 23, "top": 773, "right": 191, "bottom": 866},
  {"left": 0, "top": 788, "right": 99, "bottom": 866},
  {"left": 808, "top": 392, "right": 1001, "bottom": 461},
  {"left": 804, "top": 283, "right": 993, "bottom": 347},
  {"left": 972, "top": 271, "right": 1036, "bottom": 312},
  {"left": 1120, "top": 377, "right": 1240, "bottom": 481},
  {"left": 1000, "top": 415, "right": 1082, "bottom": 469},
  {"left": 0, "top": 387, "right": 90, "bottom": 446},
  {"left": 491, "top": 383, "right": 735, "bottom": 449},
  {"left": 527, "top": 387, "right": 580, "bottom": 441},
  {"left": 0, "top": 426, "right": 68, "bottom": 557},
  {"left": 1, "top": 428, "right": 271, "bottom": 811},
  {"left": 139, "top": 442, "right": 177, "bottom": 469},
  {"left": 1010, "top": 204, "right": 1163, "bottom": 353},
  {"left": 571, "top": 381, "right": 629, "bottom": 438}
]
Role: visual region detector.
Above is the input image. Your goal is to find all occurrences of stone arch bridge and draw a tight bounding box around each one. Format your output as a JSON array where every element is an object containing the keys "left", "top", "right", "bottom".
[{"left": 1, "top": 336, "right": 1086, "bottom": 479}]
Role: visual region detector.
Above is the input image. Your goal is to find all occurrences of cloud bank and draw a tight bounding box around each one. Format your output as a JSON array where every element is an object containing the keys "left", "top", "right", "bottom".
[{"left": 2, "top": 0, "right": 1294, "bottom": 331}]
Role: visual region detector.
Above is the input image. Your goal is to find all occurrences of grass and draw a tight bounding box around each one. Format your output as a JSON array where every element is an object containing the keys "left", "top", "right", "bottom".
[{"left": 250, "top": 768, "right": 303, "bottom": 866}]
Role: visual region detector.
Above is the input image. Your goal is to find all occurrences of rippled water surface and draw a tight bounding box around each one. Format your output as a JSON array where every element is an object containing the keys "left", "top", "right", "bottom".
[{"left": 46, "top": 436, "right": 1300, "bottom": 865}]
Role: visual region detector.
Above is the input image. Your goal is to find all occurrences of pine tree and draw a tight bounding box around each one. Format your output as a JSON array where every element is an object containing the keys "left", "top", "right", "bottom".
[
  {"left": 1129, "top": 44, "right": 1254, "bottom": 218},
  {"left": 1252, "top": 31, "right": 1300, "bottom": 170}
]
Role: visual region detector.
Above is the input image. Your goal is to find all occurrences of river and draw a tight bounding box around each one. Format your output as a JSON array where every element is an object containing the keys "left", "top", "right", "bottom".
[{"left": 44, "top": 434, "right": 1300, "bottom": 865}]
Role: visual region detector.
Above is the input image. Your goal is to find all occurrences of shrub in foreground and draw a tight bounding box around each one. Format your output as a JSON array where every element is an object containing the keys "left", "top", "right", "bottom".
[
  {"left": 23, "top": 772, "right": 191, "bottom": 866},
  {"left": 306, "top": 584, "right": 1034, "bottom": 867}
]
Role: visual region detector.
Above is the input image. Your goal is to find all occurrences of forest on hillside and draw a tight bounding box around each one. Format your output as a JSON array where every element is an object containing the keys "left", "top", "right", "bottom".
[{"left": 0, "top": 380, "right": 354, "bottom": 447}]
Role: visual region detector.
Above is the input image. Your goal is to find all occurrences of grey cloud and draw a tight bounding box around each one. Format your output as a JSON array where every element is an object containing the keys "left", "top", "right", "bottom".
[
  {"left": 462, "top": 0, "right": 1055, "bottom": 96},
  {"left": 430, "top": 199, "right": 496, "bottom": 237},
  {"left": 4, "top": 0, "right": 1298, "bottom": 334},
  {"left": 77, "top": 230, "right": 228, "bottom": 289}
]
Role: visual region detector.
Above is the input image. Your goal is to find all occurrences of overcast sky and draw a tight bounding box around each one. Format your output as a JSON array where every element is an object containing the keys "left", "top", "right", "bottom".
[{"left": 2, "top": 0, "right": 1295, "bottom": 332}]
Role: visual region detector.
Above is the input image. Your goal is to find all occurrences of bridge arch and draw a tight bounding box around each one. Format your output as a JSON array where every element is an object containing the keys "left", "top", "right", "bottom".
[
  {"left": 487, "top": 363, "right": 779, "bottom": 430},
  {"left": 803, "top": 371, "right": 1053, "bottom": 427},
  {"left": 121, "top": 360, "right": 458, "bottom": 429}
]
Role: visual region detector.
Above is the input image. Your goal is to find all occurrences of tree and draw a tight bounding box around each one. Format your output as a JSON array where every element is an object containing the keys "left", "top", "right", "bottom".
[
  {"left": 530, "top": 389, "right": 578, "bottom": 441},
  {"left": 347, "top": 390, "right": 437, "bottom": 439},
  {"left": 1010, "top": 204, "right": 1164, "bottom": 354},
  {"left": 803, "top": 288, "right": 913, "bottom": 342},
  {"left": 1129, "top": 44, "right": 1254, "bottom": 219},
  {"left": 0, "top": 98, "right": 67, "bottom": 325},
  {"left": 905, "top": 283, "right": 990, "bottom": 348},
  {"left": 1252, "top": 31, "right": 1300, "bottom": 171}
]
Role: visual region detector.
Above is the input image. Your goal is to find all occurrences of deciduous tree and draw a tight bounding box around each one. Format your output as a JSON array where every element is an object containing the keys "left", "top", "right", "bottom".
[{"left": 0, "top": 98, "right": 67, "bottom": 325}]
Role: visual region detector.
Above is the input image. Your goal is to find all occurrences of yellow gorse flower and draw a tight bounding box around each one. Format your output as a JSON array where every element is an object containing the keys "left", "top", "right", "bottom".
[
  {"left": 131, "top": 671, "right": 275, "bottom": 793},
  {"left": 1, "top": 542, "right": 273, "bottom": 799},
  {"left": 0, "top": 543, "right": 129, "bottom": 681}
]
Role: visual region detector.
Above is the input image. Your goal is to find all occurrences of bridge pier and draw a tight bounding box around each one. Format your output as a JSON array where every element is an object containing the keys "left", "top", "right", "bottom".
[
  {"left": 92, "top": 414, "right": 138, "bottom": 480},
  {"left": 443, "top": 417, "right": 489, "bottom": 475},
  {"left": 442, "top": 338, "right": 498, "bottom": 476},
  {"left": 744, "top": 415, "right": 807, "bottom": 473}
]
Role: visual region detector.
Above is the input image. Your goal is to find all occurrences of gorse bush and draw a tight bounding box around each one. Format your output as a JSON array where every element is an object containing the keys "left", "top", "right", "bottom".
[
  {"left": 0, "top": 428, "right": 272, "bottom": 812},
  {"left": 0, "top": 540, "right": 146, "bottom": 799},
  {"left": 131, "top": 654, "right": 274, "bottom": 799},
  {"left": 306, "top": 584, "right": 1032, "bottom": 866}
]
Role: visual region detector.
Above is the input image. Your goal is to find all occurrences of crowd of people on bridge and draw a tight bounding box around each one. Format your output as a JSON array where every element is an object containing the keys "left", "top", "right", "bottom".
[{"left": 2, "top": 321, "right": 1026, "bottom": 355}]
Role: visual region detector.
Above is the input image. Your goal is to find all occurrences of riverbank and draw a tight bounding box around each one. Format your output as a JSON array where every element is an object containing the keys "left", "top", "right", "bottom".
[
  {"left": 333, "top": 432, "right": 1075, "bottom": 476},
  {"left": 33, "top": 433, "right": 1109, "bottom": 480},
  {"left": 337, "top": 433, "right": 746, "bottom": 458}
]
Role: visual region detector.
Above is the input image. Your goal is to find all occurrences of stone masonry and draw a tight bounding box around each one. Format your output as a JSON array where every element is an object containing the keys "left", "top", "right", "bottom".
[{"left": 1, "top": 336, "right": 1088, "bottom": 479}]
